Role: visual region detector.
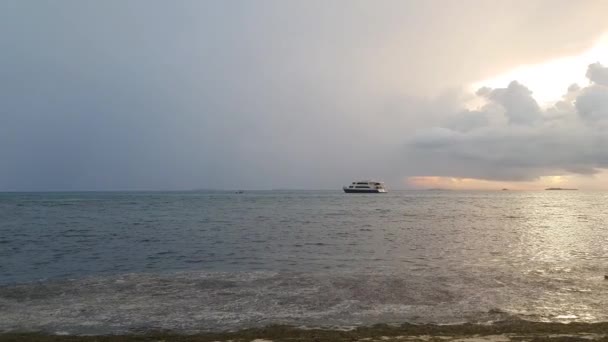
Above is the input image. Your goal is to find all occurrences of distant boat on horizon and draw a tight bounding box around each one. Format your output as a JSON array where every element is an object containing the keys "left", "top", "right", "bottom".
[
  {"left": 545, "top": 187, "right": 578, "bottom": 190},
  {"left": 343, "top": 180, "right": 387, "bottom": 193}
]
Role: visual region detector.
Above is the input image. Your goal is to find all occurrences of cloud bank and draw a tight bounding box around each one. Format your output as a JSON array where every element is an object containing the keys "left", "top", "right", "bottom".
[
  {"left": 407, "top": 63, "right": 608, "bottom": 183},
  {"left": 2, "top": 1, "right": 608, "bottom": 190}
]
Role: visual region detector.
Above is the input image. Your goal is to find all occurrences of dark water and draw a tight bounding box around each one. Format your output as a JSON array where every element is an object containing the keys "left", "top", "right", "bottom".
[{"left": 2, "top": 190, "right": 608, "bottom": 334}]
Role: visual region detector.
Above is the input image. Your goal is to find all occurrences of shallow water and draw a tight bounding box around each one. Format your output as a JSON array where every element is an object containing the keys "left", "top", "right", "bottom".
[{"left": 2, "top": 190, "right": 608, "bottom": 334}]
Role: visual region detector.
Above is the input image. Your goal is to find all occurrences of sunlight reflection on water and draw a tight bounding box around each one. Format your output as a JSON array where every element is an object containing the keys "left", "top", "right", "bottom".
[{"left": 2, "top": 190, "right": 608, "bottom": 333}]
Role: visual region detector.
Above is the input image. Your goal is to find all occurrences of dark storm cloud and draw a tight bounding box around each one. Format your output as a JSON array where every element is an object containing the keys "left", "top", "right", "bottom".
[{"left": 408, "top": 63, "right": 608, "bottom": 182}]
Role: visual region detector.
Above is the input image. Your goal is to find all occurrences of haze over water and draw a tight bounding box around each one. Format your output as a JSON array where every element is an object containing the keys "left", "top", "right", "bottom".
[{"left": 2, "top": 190, "right": 608, "bottom": 334}]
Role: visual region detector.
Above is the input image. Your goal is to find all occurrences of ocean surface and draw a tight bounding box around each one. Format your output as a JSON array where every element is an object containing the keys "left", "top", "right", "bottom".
[{"left": 2, "top": 190, "right": 608, "bottom": 334}]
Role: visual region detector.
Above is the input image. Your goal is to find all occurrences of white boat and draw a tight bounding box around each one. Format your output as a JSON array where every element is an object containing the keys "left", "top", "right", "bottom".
[{"left": 343, "top": 180, "right": 387, "bottom": 193}]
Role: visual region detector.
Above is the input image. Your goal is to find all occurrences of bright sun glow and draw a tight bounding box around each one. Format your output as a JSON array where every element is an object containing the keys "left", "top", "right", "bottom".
[
  {"left": 471, "top": 34, "right": 608, "bottom": 106},
  {"left": 406, "top": 175, "right": 578, "bottom": 191}
]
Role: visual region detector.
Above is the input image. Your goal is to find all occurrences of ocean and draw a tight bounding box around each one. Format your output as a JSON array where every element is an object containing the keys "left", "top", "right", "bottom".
[{"left": 1, "top": 190, "right": 608, "bottom": 334}]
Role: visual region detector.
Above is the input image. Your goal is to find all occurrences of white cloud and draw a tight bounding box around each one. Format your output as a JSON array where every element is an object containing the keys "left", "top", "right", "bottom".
[
  {"left": 408, "top": 63, "right": 608, "bottom": 182},
  {"left": 587, "top": 62, "right": 608, "bottom": 86},
  {"left": 575, "top": 85, "right": 608, "bottom": 122}
]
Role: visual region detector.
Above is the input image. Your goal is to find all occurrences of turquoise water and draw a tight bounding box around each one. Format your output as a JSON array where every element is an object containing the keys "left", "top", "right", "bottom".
[{"left": 2, "top": 190, "right": 608, "bottom": 333}]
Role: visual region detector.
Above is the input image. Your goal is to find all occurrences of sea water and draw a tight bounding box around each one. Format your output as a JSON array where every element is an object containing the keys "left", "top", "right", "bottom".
[{"left": 1, "top": 190, "right": 608, "bottom": 334}]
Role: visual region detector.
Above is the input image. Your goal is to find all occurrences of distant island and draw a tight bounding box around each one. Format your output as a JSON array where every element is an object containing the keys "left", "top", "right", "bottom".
[{"left": 545, "top": 187, "right": 578, "bottom": 190}]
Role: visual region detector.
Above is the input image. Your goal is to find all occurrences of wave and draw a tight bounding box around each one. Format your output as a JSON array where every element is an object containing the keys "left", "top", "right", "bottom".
[{"left": 1, "top": 270, "right": 606, "bottom": 335}]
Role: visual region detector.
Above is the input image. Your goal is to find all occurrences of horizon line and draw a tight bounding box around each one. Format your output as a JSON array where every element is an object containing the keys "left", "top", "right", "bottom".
[{"left": 0, "top": 188, "right": 595, "bottom": 193}]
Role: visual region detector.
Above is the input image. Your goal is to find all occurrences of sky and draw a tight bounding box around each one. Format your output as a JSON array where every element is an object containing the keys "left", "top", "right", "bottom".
[{"left": 2, "top": 0, "right": 608, "bottom": 191}]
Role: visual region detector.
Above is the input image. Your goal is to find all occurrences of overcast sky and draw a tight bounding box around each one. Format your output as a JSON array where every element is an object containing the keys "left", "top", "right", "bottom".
[{"left": 2, "top": 0, "right": 608, "bottom": 190}]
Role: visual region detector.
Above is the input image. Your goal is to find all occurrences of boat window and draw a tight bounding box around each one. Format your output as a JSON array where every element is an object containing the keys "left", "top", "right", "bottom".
[
  {"left": 355, "top": 186, "right": 370, "bottom": 188},
  {"left": 356, "top": 182, "right": 369, "bottom": 185}
]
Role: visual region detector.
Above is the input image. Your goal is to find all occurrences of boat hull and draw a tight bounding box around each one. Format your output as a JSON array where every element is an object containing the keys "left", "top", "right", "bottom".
[{"left": 343, "top": 188, "right": 386, "bottom": 193}]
